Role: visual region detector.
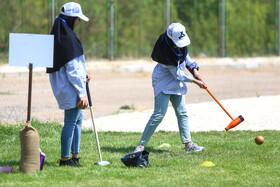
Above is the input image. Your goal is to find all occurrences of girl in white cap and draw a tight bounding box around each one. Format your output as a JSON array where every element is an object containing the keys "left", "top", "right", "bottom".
[
  {"left": 47, "top": 2, "right": 90, "bottom": 167},
  {"left": 135, "top": 23, "right": 206, "bottom": 153}
]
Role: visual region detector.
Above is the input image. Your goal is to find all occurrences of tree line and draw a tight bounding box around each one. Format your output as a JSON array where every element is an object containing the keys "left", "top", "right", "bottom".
[{"left": 0, "top": 0, "right": 278, "bottom": 62}]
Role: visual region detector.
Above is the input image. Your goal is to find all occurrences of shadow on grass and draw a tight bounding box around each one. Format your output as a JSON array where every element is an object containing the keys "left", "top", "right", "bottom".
[
  {"left": 102, "top": 146, "right": 171, "bottom": 154},
  {"left": 0, "top": 160, "right": 58, "bottom": 168},
  {"left": 43, "top": 161, "right": 59, "bottom": 167},
  {"left": 0, "top": 160, "right": 19, "bottom": 167},
  {"left": 100, "top": 147, "right": 172, "bottom": 169}
]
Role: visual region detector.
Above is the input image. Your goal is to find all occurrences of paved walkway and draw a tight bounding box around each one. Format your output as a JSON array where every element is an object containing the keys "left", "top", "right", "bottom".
[{"left": 83, "top": 95, "right": 280, "bottom": 132}]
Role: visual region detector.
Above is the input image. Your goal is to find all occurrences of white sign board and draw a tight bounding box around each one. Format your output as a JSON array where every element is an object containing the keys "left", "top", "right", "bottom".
[{"left": 9, "top": 33, "right": 54, "bottom": 68}]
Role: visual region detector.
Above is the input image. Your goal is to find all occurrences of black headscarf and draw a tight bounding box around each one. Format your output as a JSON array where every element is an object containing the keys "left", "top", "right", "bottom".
[
  {"left": 46, "top": 14, "right": 84, "bottom": 73},
  {"left": 151, "top": 32, "right": 188, "bottom": 66}
]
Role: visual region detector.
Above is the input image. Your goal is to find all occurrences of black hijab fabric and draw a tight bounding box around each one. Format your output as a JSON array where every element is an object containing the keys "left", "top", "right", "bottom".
[
  {"left": 46, "top": 14, "right": 84, "bottom": 73},
  {"left": 151, "top": 32, "right": 187, "bottom": 66}
]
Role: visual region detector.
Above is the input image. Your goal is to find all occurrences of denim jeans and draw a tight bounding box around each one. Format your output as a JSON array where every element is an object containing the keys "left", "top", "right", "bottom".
[
  {"left": 61, "top": 108, "right": 83, "bottom": 158},
  {"left": 140, "top": 92, "right": 191, "bottom": 145}
]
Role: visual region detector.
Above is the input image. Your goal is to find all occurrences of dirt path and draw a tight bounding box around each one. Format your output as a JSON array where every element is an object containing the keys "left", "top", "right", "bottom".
[{"left": 1, "top": 63, "right": 280, "bottom": 124}]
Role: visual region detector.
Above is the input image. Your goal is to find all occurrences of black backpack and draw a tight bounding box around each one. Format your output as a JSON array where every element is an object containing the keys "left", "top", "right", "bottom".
[{"left": 121, "top": 150, "right": 149, "bottom": 168}]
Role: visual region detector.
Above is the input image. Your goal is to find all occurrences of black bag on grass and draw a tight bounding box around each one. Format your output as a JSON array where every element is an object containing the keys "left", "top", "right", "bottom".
[{"left": 121, "top": 150, "right": 149, "bottom": 168}]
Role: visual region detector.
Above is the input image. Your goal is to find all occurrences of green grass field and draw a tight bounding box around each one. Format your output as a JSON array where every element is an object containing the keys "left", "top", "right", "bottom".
[{"left": 0, "top": 120, "right": 279, "bottom": 186}]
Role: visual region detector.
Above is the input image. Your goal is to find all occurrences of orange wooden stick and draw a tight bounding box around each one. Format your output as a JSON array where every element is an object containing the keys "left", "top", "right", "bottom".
[
  {"left": 205, "top": 88, "right": 234, "bottom": 120},
  {"left": 194, "top": 74, "right": 234, "bottom": 120},
  {"left": 190, "top": 70, "right": 244, "bottom": 131}
]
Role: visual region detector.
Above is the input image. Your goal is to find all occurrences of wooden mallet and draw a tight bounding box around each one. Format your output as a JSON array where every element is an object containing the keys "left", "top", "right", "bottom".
[{"left": 188, "top": 68, "right": 244, "bottom": 131}]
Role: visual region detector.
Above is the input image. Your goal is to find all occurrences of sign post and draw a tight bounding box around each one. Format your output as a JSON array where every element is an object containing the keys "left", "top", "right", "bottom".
[{"left": 9, "top": 33, "right": 54, "bottom": 173}]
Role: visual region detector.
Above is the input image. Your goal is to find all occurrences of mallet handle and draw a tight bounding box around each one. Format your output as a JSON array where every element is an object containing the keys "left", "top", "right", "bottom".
[
  {"left": 86, "top": 82, "right": 103, "bottom": 162},
  {"left": 205, "top": 88, "right": 234, "bottom": 120},
  {"left": 86, "top": 82, "right": 92, "bottom": 107},
  {"left": 188, "top": 67, "right": 234, "bottom": 120}
]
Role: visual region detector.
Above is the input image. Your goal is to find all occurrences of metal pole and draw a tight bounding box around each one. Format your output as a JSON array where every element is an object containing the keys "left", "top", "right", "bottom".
[
  {"left": 51, "top": 0, "right": 55, "bottom": 26},
  {"left": 21, "top": 0, "right": 24, "bottom": 32},
  {"left": 278, "top": 0, "right": 280, "bottom": 55},
  {"left": 221, "top": 0, "right": 225, "bottom": 57},
  {"left": 110, "top": 0, "right": 114, "bottom": 61},
  {"left": 138, "top": 0, "right": 142, "bottom": 58},
  {"left": 166, "top": 0, "right": 170, "bottom": 28},
  {"left": 193, "top": 0, "right": 197, "bottom": 55},
  {"left": 250, "top": 0, "right": 253, "bottom": 57},
  {"left": 81, "top": 0, "right": 84, "bottom": 42}
]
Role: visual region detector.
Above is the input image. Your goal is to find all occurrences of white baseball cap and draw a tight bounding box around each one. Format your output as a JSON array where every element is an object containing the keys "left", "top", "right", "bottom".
[
  {"left": 61, "top": 2, "right": 89, "bottom": 22},
  {"left": 167, "top": 23, "right": 190, "bottom": 48}
]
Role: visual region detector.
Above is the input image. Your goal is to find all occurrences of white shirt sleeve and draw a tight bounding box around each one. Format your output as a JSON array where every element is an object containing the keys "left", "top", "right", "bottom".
[
  {"left": 65, "top": 56, "right": 87, "bottom": 98},
  {"left": 185, "top": 53, "right": 199, "bottom": 70}
]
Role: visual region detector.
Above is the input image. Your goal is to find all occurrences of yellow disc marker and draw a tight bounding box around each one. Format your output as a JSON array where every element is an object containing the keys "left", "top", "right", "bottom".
[
  {"left": 158, "top": 143, "right": 171, "bottom": 148},
  {"left": 200, "top": 161, "right": 215, "bottom": 167}
]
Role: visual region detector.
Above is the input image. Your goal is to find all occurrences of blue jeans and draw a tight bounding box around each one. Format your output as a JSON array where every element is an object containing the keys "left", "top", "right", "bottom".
[
  {"left": 140, "top": 92, "right": 191, "bottom": 145},
  {"left": 61, "top": 108, "right": 83, "bottom": 158}
]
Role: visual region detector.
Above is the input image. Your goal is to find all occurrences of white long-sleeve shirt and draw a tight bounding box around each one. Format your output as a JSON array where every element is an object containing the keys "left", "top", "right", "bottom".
[
  {"left": 152, "top": 53, "right": 199, "bottom": 96},
  {"left": 49, "top": 55, "right": 87, "bottom": 110}
]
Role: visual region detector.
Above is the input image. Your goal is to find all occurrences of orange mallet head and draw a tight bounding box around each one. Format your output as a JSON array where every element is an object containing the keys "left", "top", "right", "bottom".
[{"left": 225, "top": 115, "right": 244, "bottom": 131}]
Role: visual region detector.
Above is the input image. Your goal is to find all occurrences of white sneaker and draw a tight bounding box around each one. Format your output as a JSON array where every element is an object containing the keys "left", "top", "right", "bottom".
[
  {"left": 134, "top": 144, "right": 144, "bottom": 152},
  {"left": 184, "top": 142, "right": 205, "bottom": 153}
]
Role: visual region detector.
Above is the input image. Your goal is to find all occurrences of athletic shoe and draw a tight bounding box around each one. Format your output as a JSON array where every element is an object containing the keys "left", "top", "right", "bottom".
[
  {"left": 59, "top": 159, "right": 80, "bottom": 167},
  {"left": 184, "top": 142, "right": 205, "bottom": 153},
  {"left": 134, "top": 144, "right": 144, "bottom": 152},
  {"left": 72, "top": 157, "right": 83, "bottom": 167}
]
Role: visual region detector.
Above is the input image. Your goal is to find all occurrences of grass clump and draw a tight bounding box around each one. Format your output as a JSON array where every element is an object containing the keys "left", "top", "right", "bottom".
[{"left": 119, "top": 104, "right": 135, "bottom": 110}]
